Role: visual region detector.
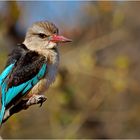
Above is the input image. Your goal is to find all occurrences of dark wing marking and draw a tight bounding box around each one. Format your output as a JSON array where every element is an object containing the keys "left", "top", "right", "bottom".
[
  {"left": 7, "top": 49, "right": 46, "bottom": 88},
  {"left": 5, "top": 44, "right": 28, "bottom": 67}
]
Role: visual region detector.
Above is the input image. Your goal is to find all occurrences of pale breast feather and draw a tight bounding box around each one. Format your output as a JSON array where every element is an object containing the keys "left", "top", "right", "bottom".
[{"left": 27, "top": 48, "right": 59, "bottom": 97}]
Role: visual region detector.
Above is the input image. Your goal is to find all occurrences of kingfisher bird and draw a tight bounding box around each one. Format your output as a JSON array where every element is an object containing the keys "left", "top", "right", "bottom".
[{"left": 0, "top": 21, "right": 72, "bottom": 124}]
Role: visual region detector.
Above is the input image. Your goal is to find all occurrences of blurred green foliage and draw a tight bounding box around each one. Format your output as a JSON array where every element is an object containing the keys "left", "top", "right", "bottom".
[{"left": 0, "top": 1, "right": 140, "bottom": 139}]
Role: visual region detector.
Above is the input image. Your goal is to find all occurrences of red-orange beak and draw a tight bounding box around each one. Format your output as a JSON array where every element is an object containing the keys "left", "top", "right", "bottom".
[{"left": 50, "top": 34, "right": 72, "bottom": 43}]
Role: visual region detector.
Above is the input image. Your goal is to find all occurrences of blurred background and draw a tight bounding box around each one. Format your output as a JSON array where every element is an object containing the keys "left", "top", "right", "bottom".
[{"left": 0, "top": 1, "right": 140, "bottom": 139}]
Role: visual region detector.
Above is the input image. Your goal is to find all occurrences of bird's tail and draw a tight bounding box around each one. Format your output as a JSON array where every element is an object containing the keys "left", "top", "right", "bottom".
[
  {"left": 0, "top": 63, "right": 15, "bottom": 126},
  {"left": 0, "top": 105, "right": 5, "bottom": 125}
]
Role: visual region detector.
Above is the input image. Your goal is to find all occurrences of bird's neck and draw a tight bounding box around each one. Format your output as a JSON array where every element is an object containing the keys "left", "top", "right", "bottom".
[{"left": 38, "top": 48, "right": 59, "bottom": 65}]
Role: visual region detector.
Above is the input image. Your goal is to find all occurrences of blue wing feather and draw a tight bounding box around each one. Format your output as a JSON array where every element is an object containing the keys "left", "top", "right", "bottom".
[
  {"left": 0, "top": 63, "right": 47, "bottom": 124},
  {"left": 0, "top": 63, "right": 15, "bottom": 124},
  {"left": 0, "top": 105, "right": 5, "bottom": 124},
  {"left": 0, "top": 63, "right": 15, "bottom": 85},
  {"left": 37, "top": 64, "right": 47, "bottom": 78},
  {"left": 5, "top": 83, "right": 28, "bottom": 105},
  {"left": 32, "top": 76, "right": 38, "bottom": 85}
]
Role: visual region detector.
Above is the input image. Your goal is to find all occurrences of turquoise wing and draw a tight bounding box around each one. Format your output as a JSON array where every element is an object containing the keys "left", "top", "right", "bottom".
[
  {"left": 4, "top": 63, "right": 47, "bottom": 106},
  {"left": 0, "top": 63, "right": 15, "bottom": 124},
  {"left": 0, "top": 63, "right": 47, "bottom": 124}
]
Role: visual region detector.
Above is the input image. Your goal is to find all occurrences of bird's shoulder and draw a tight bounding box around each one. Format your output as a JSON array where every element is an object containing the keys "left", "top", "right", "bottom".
[
  {"left": 6, "top": 44, "right": 46, "bottom": 67},
  {"left": 5, "top": 44, "right": 27, "bottom": 67}
]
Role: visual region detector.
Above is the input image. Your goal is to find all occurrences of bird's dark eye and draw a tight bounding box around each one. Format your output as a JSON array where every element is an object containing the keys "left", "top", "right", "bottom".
[{"left": 38, "top": 33, "right": 47, "bottom": 39}]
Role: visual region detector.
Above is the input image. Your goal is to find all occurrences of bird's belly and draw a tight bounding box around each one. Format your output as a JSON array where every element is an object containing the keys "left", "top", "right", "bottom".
[{"left": 25, "top": 64, "right": 58, "bottom": 98}]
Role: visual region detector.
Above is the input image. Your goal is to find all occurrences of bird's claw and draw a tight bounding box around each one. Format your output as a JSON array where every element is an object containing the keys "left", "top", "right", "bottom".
[
  {"left": 26, "top": 95, "right": 47, "bottom": 107},
  {"left": 37, "top": 96, "right": 47, "bottom": 107}
]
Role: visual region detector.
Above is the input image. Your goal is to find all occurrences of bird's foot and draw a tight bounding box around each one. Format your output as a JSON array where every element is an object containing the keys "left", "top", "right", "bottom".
[{"left": 26, "top": 95, "right": 47, "bottom": 107}]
